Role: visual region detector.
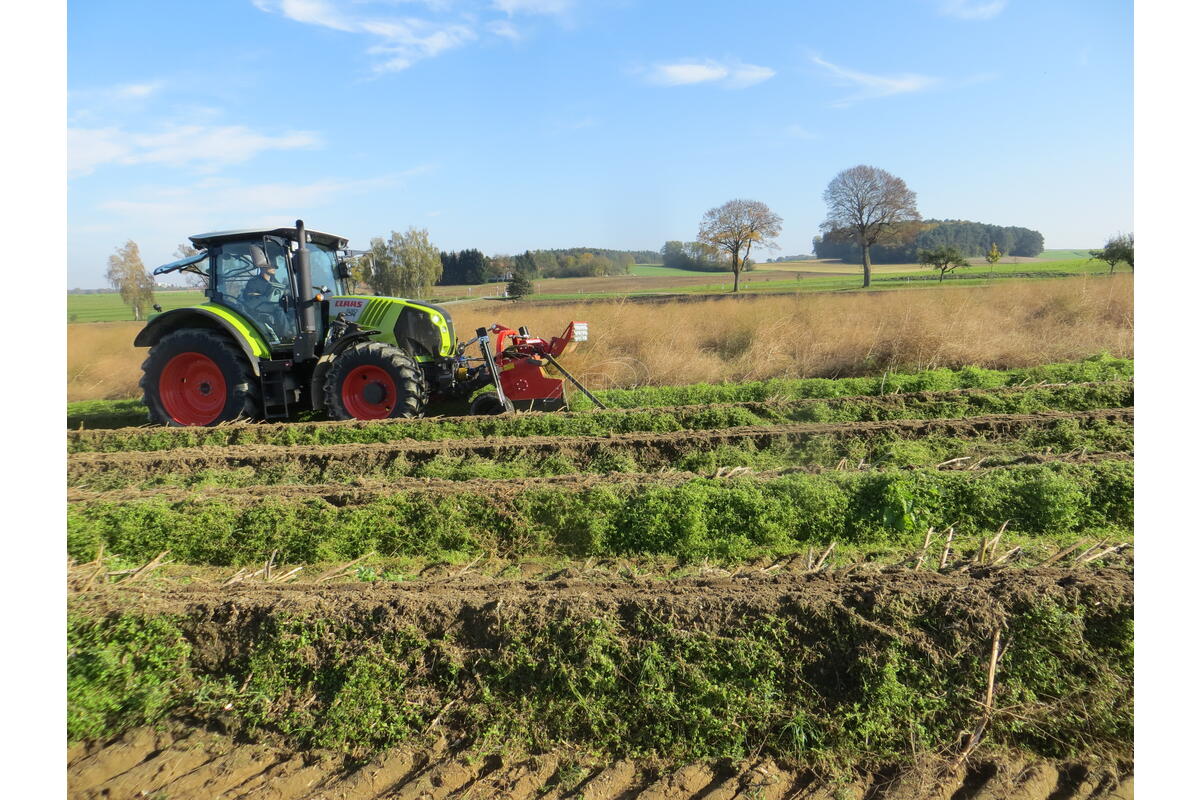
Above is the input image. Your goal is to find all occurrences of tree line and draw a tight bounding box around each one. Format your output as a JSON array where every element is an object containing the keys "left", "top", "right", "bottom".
[
  {"left": 439, "top": 246, "right": 657, "bottom": 285},
  {"left": 812, "top": 219, "right": 1045, "bottom": 264}
]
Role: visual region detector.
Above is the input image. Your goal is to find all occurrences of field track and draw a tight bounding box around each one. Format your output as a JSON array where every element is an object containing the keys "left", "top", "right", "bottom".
[{"left": 68, "top": 728, "right": 1132, "bottom": 800}]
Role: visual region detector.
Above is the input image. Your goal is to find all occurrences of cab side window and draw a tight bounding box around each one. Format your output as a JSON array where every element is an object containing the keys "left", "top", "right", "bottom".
[{"left": 213, "top": 242, "right": 296, "bottom": 344}]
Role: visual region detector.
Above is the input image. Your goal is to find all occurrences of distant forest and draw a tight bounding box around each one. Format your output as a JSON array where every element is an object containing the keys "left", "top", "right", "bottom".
[
  {"left": 813, "top": 220, "right": 1045, "bottom": 263},
  {"left": 438, "top": 247, "right": 660, "bottom": 284}
]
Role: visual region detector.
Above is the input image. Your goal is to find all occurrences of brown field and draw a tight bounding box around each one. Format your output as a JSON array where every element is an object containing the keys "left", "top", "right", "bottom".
[{"left": 66, "top": 274, "right": 1132, "bottom": 403}]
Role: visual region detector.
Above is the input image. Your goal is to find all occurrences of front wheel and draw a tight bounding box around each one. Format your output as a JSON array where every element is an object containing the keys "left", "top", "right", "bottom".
[
  {"left": 469, "top": 392, "right": 507, "bottom": 415},
  {"left": 140, "top": 329, "right": 261, "bottom": 426},
  {"left": 324, "top": 342, "right": 428, "bottom": 420}
]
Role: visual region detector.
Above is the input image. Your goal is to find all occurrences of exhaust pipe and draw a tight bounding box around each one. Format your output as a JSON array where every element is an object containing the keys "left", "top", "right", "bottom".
[{"left": 293, "top": 219, "right": 317, "bottom": 361}]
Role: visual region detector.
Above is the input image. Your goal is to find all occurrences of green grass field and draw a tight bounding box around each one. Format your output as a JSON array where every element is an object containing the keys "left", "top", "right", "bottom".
[
  {"left": 1039, "top": 249, "right": 1094, "bottom": 260},
  {"left": 68, "top": 290, "right": 207, "bottom": 323},
  {"left": 70, "top": 257, "right": 1124, "bottom": 321},
  {"left": 531, "top": 258, "right": 1125, "bottom": 301}
]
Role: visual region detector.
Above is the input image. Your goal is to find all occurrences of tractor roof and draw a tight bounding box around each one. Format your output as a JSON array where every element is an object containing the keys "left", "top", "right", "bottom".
[{"left": 189, "top": 227, "right": 349, "bottom": 250}]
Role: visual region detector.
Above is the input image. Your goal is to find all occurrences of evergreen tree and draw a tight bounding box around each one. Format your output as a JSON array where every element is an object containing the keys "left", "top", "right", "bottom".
[{"left": 507, "top": 271, "right": 535, "bottom": 299}]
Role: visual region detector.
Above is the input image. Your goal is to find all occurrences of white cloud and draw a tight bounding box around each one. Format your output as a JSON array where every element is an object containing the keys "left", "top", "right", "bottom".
[
  {"left": 114, "top": 81, "right": 164, "bottom": 99},
  {"left": 361, "top": 19, "right": 476, "bottom": 71},
  {"left": 493, "top": 0, "right": 573, "bottom": 14},
  {"left": 811, "top": 55, "right": 938, "bottom": 106},
  {"left": 725, "top": 63, "right": 776, "bottom": 89},
  {"left": 645, "top": 59, "right": 775, "bottom": 89},
  {"left": 254, "top": 0, "right": 479, "bottom": 70},
  {"left": 95, "top": 174, "right": 423, "bottom": 247},
  {"left": 939, "top": 0, "right": 1007, "bottom": 20},
  {"left": 69, "top": 124, "right": 320, "bottom": 176},
  {"left": 488, "top": 19, "right": 521, "bottom": 39}
]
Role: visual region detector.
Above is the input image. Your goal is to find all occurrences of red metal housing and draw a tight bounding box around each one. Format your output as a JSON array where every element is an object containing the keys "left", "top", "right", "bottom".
[{"left": 490, "top": 321, "right": 588, "bottom": 403}]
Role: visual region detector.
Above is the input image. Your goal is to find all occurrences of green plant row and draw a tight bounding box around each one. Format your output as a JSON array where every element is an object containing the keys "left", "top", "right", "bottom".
[
  {"left": 67, "top": 382, "right": 1133, "bottom": 454},
  {"left": 68, "top": 398, "right": 155, "bottom": 430},
  {"left": 68, "top": 574, "right": 1133, "bottom": 765},
  {"left": 64, "top": 356, "right": 1133, "bottom": 430},
  {"left": 69, "top": 415, "right": 1133, "bottom": 492},
  {"left": 67, "top": 461, "right": 1133, "bottom": 566},
  {"left": 575, "top": 354, "right": 1133, "bottom": 409}
]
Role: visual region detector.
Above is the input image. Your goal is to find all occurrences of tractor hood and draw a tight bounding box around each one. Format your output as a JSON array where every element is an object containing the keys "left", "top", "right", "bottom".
[{"left": 330, "top": 295, "right": 456, "bottom": 360}]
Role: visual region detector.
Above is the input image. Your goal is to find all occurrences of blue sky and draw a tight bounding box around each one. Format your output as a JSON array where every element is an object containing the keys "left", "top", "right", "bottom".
[{"left": 67, "top": 0, "right": 1132, "bottom": 288}]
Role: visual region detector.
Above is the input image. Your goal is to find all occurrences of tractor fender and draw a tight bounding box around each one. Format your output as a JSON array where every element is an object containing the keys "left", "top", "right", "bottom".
[{"left": 134, "top": 306, "right": 269, "bottom": 376}]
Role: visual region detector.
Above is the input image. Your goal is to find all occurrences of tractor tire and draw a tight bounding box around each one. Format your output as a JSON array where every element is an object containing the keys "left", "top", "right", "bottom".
[
  {"left": 469, "top": 392, "right": 508, "bottom": 415},
  {"left": 140, "top": 329, "right": 261, "bottom": 426},
  {"left": 324, "top": 341, "right": 428, "bottom": 420}
]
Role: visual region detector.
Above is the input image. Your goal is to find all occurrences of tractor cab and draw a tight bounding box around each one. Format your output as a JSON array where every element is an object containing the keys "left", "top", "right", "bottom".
[{"left": 186, "top": 227, "right": 351, "bottom": 352}]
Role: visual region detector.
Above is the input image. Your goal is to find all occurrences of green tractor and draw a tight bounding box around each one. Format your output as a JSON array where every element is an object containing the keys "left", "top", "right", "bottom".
[{"left": 138, "top": 220, "right": 597, "bottom": 426}]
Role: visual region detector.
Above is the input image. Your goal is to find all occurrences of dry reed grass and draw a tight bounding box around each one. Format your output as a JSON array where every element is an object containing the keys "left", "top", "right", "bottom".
[{"left": 66, "top": 275, "right": 1132, "bottom": 402}]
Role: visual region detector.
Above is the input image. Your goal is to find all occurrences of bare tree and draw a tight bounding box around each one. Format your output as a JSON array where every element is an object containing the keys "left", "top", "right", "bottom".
[
  {"left": 821, "top": 165, "right": 920, "bottom": 287},
  {"left": 105, "top": 240, "right": 156, "bottom": 320},
  {"left": 697, "top": 199, "right": 783, "bottom": 293},
  {"left": 174, "top": 243, "right": 208, "bottom": 290}
]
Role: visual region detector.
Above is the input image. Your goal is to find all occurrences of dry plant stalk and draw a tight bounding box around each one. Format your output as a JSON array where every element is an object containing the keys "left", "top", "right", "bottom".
[
  {"left": 1038, "top": 540, "right": 1085, "bottom": 567},
  {"left": 1073, "top": 540, "right": 1108, "bottom": 564},
  {"left": 1079, "top": 543, "right": 1130, "bottom": 565},
  {"left": 270, "top": 566, "right": 304, "bottom": 583},
  {"left": 939, "top": 527, "right": 956, "bottom": 570},
  {"left": 915, "top": 527, "right": 935, "bottom": 571},
  {"left": 811, "top": 542, "right": 836, "bottom": 572},
  {"left": 948, "top": 628, "right": 1003, "bottom": 775},
  {"left": 314, "top": 552, "right": 374, "bottom": 583},
  {"left": 119, "top": 550, "right": 170, "bottom": 585},
  {"left": 991, "top": 546, "right": 1022, "bottom": 566}
]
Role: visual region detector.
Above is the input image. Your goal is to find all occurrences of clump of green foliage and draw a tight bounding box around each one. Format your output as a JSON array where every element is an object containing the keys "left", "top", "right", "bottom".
[
  {"left": 67, "top": 580, "right": 1133, "bottom": 766},
  {"left": 67, "top": 460, "right": 1132, "bottom": 566}
]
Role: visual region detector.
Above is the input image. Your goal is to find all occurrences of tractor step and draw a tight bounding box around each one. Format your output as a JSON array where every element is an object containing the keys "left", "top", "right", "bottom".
[{"left": 259, "top": 359, "right": 295, "bottom": 420}]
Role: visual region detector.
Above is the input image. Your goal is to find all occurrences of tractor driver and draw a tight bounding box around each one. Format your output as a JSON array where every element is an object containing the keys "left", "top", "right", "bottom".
[{"left": 241, "top": 245, "right": 292, "bottom": 341}]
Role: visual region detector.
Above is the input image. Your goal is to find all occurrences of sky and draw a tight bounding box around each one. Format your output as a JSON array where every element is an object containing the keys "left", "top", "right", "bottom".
[{"left": 66, "top": 0, "right": 1132, "bottom": 288}]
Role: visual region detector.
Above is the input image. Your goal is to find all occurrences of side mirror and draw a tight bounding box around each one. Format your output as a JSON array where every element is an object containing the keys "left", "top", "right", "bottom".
[{"left": 336, "top": 261, "right": 352, "bottom": 280}]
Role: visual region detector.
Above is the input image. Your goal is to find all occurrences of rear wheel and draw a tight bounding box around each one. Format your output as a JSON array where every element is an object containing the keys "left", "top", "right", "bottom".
[
  {"left": 324, "top": 342, "right": 427, "bottom": 420},
  {"left": 141, "top": 329, "right": 261, "bottom": 426}
]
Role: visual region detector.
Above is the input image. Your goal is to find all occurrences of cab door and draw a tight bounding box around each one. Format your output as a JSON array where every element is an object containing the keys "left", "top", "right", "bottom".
[{"left": 211, "top": 240, "right": 299, "bottom": 349}]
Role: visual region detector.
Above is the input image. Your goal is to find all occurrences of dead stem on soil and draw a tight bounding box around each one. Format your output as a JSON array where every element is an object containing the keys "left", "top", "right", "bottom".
[{"left": 947, "top": 628, "right": 1004, "bottom": 776}]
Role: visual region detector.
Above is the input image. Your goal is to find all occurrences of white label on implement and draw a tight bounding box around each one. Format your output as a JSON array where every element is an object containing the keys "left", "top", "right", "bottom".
[{"left": 331, "top": 298, "right": 368, "bottom": 321}]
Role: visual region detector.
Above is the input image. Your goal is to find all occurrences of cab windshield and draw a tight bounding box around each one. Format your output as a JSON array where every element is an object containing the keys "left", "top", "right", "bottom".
[{"left": 307, "top": 243, "right": 343, "bottom": 294}]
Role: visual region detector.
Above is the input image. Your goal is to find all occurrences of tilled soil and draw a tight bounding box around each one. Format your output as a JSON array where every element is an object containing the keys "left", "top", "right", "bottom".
[
  {"left": 69, "top": 572, "right": 1134, "bottom": 799},
  {"left": 67, "top": 724, "right": 1133, "bottom": 800},
  {"left": 73, "top": 568, "right": 1132, "bottom": 646},
  {"left": 66, "top": 408, "right": 1133, "bottom": 486}
]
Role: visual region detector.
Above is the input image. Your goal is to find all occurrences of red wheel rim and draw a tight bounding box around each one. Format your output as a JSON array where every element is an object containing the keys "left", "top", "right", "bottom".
[
  {"left": 342, "top": 365, "right": 397, "bottom": 419},
  {"left": 159, "top": 352, "right": 227, "bottom": 426}
]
